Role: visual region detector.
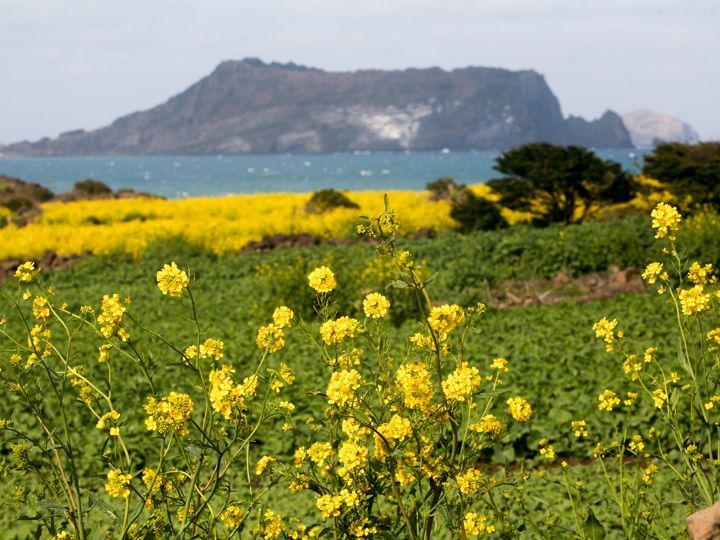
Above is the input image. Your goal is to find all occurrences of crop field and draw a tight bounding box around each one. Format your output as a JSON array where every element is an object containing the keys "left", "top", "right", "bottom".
[{"left": 1, "top": 196, "right": 719, "bottom": 539}]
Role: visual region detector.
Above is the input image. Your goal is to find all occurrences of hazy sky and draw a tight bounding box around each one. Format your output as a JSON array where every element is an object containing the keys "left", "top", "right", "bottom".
[{"left": 1, "top": 0, "right": 718, "bottom": 143}]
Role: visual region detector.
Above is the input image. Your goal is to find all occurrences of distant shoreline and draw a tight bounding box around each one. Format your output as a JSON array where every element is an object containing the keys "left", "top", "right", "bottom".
[{"left": 0, "top": 149, "right": 644, "bottom": 199}]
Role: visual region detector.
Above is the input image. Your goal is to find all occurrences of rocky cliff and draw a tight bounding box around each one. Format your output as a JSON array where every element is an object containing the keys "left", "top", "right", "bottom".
[
  {"left": 1, "top": 59, "right": 633, "bottom": 156},
  {"left": 622, "top": 110, "right": 699, "bottom": 147}
]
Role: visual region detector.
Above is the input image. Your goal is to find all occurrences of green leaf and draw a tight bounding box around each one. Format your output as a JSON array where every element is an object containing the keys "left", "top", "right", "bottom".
[
  {"left": 386, "top": 280, "right": 409, "bottom": 289},
  {"left": 582, "top": 509, "right": 606, "bottom": 539}
]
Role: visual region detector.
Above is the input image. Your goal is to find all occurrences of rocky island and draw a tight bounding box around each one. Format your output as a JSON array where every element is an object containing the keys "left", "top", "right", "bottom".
[{"left": 1, "top": 58, "right": 632, "bottom": 156}]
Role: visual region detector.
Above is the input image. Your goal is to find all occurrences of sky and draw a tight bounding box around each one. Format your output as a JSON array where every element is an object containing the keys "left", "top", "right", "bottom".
[{"left": 1, "top": 0, "right": 718, "bottom": 143}]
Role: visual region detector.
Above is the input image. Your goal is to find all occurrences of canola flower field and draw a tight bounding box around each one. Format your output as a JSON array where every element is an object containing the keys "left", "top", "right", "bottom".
[{"left": 1, "top": 198, "right": 719, "bottom": 539}]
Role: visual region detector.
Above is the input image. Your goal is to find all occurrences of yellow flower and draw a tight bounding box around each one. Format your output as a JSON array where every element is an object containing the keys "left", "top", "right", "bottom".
[
  {"left": 374, "top": 414, "right": 413, "bottom": 459},
  {"left": 209, "top": 365, "right": 257, "bottom": 421},
  {"left": 651, "top": 202, "right": 681, "bottom": 239},
  {"left": 32, "top": 296, "right": 51, "bottom": 320},
  {"left": 326, "top": 369, "right": 363, "bottom": 407},
  {"left": 363, "top": 292, "right": 390, "bottom": 319},
  {"left": 256, "top": 324, "right": 285, "bottom": 353},
  {"left": 315, "top": 489, "right": 360, "bottom": 520},
  {"left": 506, "top": 397, "right": 532, "bottom": 422},
  {"left": 539, "top": 438, "right": 556, "bottom": 460},
  {"left": 442, "top": 362, "right": 482, "bottom": 403},
  {"left": 571, "top": 420, "right": 588, "bottom": 438},
  {"left": 598, "top": 389, "right": 620, "bottom": 412},
  {"left": 338, "top": 441, "right": 367, "bottom": 475},
  {"left": 199, "top": 338, "right": 224, "bottom": 360},
  {"left": 319, "top": 316, "right": 360, "bottom": 345},
  {"left": 97, "top": 293, "right": 126, "bottom": 338},
  {"left": 272, "top": 306, "right": 294, "bottom": 328},
  {"left": 98, "top": 344, "right": 112, "bottom": 363},
  {"left": 643, "top": 463, "right": 658, "bottom": 485},
  {"left": 688, "top": 262, "right": 714, "bottom": 285},
  {"left": 593, "top": 317, "right": 618, "bottom": 351},
  {"left": 142, "top": 467, "right": 163, "bottom": 492},
  {"left": 306, "top": 442, "right": 333, "bottom": 469},
  {"left": 156, "top": 262, "right": 189, "bottom": 297},
  {"left": 221, "top": 505, "right": 245, "bottom": 528},
  {"left": 490, "top": 357, "right": 509, "bottom": 372},
  {"left": 105, "top": 468, "right": 132, "bottom": 498},
  {"left": 463, "top": 512, "right": 491, "bottom": 536},
  {"left": 14, "top": 261, "right": 40, "bottom": 282},
  {"left": 308, "top": 266, "right": 336, "bottom": 293},
  {"left": 707, "top": 328, "right": 720, "bottom": 345},
  {"left": 629, "top": 434, "right": 645, "bottom": 454},
  {"left": 256, "top": 455, "right": 276, "bottom": 476},
  {"left": 642, "top": 262, "right": 664, "bottom": 284},
  {"left": 652, "top": 388, "right": 667, "bottom": 409},
  {"left": 456, "top": 468, "right": 483, "bottom": 495},
  {"left": 395, "top": 362, "right": 433, "bottom": 411},
  {"left": 679, "top": 285, "right": 710, "bottom": 316},
  {"left": 144, "top": 392, "right": 194, "bottom": 435},
  {"left": 469, "top": 414, "right": 504, "bottom": 438},
  {"left": 257, "top": 509, "right": 285, "bottom": 539},
  {"left": 427, "top": 304, "right": 465, "bottom": 335},
  {"left": 96, "top": 410, "right": 121, "bottom": 436}
]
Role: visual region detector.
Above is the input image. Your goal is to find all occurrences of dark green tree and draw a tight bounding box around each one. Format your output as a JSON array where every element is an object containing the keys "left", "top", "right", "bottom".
[
  {"left": 487, "top": 143, "right": 635, "bottom": 225},
  {"left": 449, "top": 191, "right": 507, "bottom": 232},
  {"left": 642, "top": 142, "right": 720, "bottom": 210}
]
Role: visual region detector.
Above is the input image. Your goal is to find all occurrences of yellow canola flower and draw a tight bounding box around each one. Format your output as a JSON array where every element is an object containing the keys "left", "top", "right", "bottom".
[
  {"left": 651, "top": 202, "right": 681, "bottom": 239},
  {"left": 363, "top": 292, "right": 390, "bottom": 319},
  {"left": 598, "top": 389, "right": 621, "bottom": 412},
  {"left": 14, "top": 261, "right": 40, "bottom": 282},
  {"left": 144, "top": 392, "right": 194, "bottom": 435},
  {"left": 326, "top": 369, "right": 363, "bottom": 407},
  {"left": 427, "top": 304, "right": 465, "bottom": 335},
  {"left": 272, "top": 306, "right": 294, "bottom": 328},
  {"left": 642, "top": 262, "right": 665, "bottom": 284},
  {"left": 395, "top": 362, "right": 433, "bottom": 411},
  {"left": 464, "top": 512, "right": 493, "bottom": 536},
  {"left": 221, "top": 505, "right": 245, "bottom": 529},
  {"left": 679, "top": 285, "right": 710, "bottom": 316},
  {"left": 442, "top": 362, "right": 482, "bottom": 403},
  {"left": 506, "top": 397, "right": 532, "bottom": 422},
  {"left": 308, "top": 266, "right": 336, "bottom": 293},
  {"left": 105, "top": 468, "right": 132, "bottom": 498},
  {"left": 156, "top": 262, "right": 189, "bottom": 297},
  {"left": 256, "top": 323, "right": 285, "bottom": 353},
  {"left": 319, "top": 316, "right": 360, "bottom": 345}
]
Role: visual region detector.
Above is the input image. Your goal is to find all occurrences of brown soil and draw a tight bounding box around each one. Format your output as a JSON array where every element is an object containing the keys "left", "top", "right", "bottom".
[{"left": 486, "top": 265, "right": 646, "bottom": 308}]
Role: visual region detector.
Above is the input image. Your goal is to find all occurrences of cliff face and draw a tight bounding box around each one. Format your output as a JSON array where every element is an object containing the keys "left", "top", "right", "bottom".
[
  {"left": 622, "top": 110, "right": 699, "bottom": 147},
  {"left": 1, "top": 59, "right": 632, "bottom": 156}
]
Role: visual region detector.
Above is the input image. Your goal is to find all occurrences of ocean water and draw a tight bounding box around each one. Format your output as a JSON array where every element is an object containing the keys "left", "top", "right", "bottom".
[{"left": 0, "top": 149, "right": 645, "bottom": 199}]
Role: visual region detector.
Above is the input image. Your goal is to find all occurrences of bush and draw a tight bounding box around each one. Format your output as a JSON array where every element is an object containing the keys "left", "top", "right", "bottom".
[
  {"left": 426, "top": 176, "right": 466, "bottom": 202},
  {"left": 74, "top": 178, "right": 113, "bottom": 196},
  {"left": 305, "top": 188, "right": 359, "bottom": 213},
  {"left": 449, "top": 191, "right": 508, "bottom": 232},
  {"left": 643, "top": 142, "right": 720, "bottom": 210}
]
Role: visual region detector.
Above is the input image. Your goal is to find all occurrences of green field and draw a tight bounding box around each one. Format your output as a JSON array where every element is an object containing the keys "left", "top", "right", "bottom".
[{"left": 1, "top": 214, "right": 717, "bottom": 538}]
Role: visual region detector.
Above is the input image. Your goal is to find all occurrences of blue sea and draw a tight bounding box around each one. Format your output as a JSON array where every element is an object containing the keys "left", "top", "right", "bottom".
[{"left": 0, "top": 149, "right": 645, "bottom": 199}]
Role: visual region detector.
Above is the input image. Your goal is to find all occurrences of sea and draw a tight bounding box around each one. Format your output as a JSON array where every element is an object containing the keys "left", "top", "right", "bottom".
[{"left": 0, "top": 149, "right": 645, "bottom": 199}]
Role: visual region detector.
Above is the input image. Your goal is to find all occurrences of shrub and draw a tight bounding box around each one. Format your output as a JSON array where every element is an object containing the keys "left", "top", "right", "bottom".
[
  {"left": 74, "top": 178, "right": 113, "bottom": 196},
  {"left": 643, "top": 142, "right": 720, "bottom": 210},
  {"left": 449, "top": 191, "right": 508, "bottom": 232},
  {"left": 305, "top": 188, "right": 359, "bottom": 213}
]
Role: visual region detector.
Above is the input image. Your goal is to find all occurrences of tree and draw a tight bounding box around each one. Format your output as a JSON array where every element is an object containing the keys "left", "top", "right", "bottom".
[
  {"left": 487, "top": 143, "right": 635, "bottom": 225},
  {"left": 425, "top": 177, "right": 507, "bottom": 231},
  {"left": 305, "top": 189, "right": 359, "bottom": 213},
  {"left": 642, "top": 142, "right": 720, "bottom": 210},
  {"left": 449, "top": 191, "right": 507, "bottom": 232}
]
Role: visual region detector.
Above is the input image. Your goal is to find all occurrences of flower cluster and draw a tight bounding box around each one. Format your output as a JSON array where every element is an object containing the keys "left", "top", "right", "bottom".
[
  {"left": 650, "top": 202, "right": 681, "bottom": 239},
  {"left": 208, "top": 365, "right": 258, "bottom": 421},
  {"left": 156, "top": 262, "right": 189, "bottom": 297},
  {"left": 308, "top": 266, "right": 337, "bottom": 293},
  {"left": 362, "top": 292, "right": 390, "bottom": 319},
  {"left": 144, "top": 392, "right": 195, "bottom": 435},
  {"left": 427, "top": 304, "right": 465, "bottom": 335},
  {"left": 442, "top": 362, "right": 482, "bottom": 403},
  {"left": 319, "top": 316, "right": 360, "bottom": 345}
]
